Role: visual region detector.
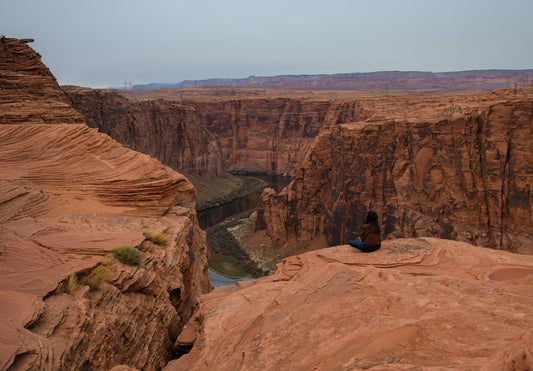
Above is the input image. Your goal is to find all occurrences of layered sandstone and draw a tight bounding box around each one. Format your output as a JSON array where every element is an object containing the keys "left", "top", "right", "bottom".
[
  {"left": 256, "top": 98, "right": 533, "bottom": 253},
  {"left": 188, "top": 98, "right": 370, "bottom": 175},
  {"left": 177, "top": 88, "right": 527, "bottom": 176},
  {"left": 0, "top": 37, "right": 85, "bottom": 125},
  {"left": 0, "top": 38, "right": 211, "bottom": 370},
  {"left": 63, "top": 86, "right": 225, "bottom": 178},
  {"left": 165, "top": 238, "right": 533, "bottom": 370},
  {"left": 0, "top": 123, "right": 211, "bottom": 371}
]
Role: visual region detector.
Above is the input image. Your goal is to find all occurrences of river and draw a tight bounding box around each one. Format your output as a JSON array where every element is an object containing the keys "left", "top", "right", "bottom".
[
  {"left": 197, "top": 175, "right": 291, "bottom": 230},
  {"left": 208, "top": 269, "right": 252, "bottom": 287},
  {"left": 199, "top": 175, "right": 292, "bottom": 287}
]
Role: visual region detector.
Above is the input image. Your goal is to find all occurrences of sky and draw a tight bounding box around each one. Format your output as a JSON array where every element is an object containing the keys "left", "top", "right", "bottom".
[{"left": 1, "top": 0, "right": 532, "bottom": 88}]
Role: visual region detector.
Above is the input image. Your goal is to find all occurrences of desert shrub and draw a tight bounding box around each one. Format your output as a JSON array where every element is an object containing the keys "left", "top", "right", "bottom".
[
  {"left": 143, "top": 230, "right": 169, "bottom": 245},
  {"left": 111, "top": 245, "right": 142, "bottom": 266},
  {"left": 86, "top": 265, "right": 112, "bottom": 290},
  {"left": 65, "top": 273, "right": 80, "bottom": 294}
]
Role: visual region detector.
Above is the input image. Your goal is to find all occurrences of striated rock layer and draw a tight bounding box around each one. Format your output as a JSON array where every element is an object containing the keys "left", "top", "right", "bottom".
[
  {"left": 165, "top": 238, "right": 533, "bottom": 370},
  {"left": 0, "top": 37, "right": 85, "bottom": 125},
  {"left": 64, "top": 86, "right": 225, "bottom": 178},
  {"left": 182, "top": 88, "right": 531, "bottom": 177},
  {"left": 0, "top": 123, "right": 211, "bottom": 371},
  {"left": 187, "top": 98, "right": 370, "bottom": 175},
  {"left": 256, "top": 99, "right": 533, "bottom": 254},
  {"left": 0, "top": 38, "right": 211, "bottom": 370}
]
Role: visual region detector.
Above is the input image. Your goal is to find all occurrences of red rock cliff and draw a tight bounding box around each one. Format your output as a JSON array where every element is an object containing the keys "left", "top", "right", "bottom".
[
  {"left": 256, "top": 99, "right": 533, "bottom": 254},
  {"left": 0, "top": 37, "right": 85, "bottom": 125},
  {"left": 0, "top": 38, "right": 211, "bottom": 370},
  {"left": 187, "top": 98, "right": 370, "bottom": 175},
  {"left": 64, "top": 86, "right": 225, "bottom": 178}
]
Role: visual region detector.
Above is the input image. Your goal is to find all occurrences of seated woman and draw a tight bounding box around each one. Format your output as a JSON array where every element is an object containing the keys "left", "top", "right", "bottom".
[{"left": 349, "top": 210, "right": 381, "bottom": 253}]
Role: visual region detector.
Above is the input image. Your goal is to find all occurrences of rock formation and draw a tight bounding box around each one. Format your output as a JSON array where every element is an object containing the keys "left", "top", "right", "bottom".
[
  {"left": 0, "top": 37, "right": 85, "bottom": 126},
  {"left": 187, "top": 98, "right": 370, "bottom": 175},
  {"left": 256, "top": 97, "right": 533, "bottom": 254},
  {"left": 0, "top": 38, "right": 210, "bottom": 370},
  {"left": 164, "top": 238, "right": 533, "bottom": 370},
  {"left": 63, "top": 86, "right": 225, "bottom": 178},
  {"left": 134, "top": 69, "right": 533, "bottom": 92}
]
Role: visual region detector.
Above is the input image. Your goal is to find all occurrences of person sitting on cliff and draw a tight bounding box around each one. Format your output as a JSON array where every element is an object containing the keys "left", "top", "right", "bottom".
[{"left": 349, "top": 211, "right": 382, "bottom": 253}]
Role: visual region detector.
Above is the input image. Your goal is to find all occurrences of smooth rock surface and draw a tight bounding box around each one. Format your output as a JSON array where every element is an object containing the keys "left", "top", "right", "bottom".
[{"left": 165, "top": 238, "right": 533, "bottom": 370}]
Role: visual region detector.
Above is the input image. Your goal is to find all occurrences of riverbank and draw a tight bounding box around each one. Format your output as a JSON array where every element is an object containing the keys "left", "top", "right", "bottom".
[
  {"left": 193, "top": 174, "right": 294, "bottom": 281},
  {"left": 205, "top": 210, "right": 270, "bottom": 278}
]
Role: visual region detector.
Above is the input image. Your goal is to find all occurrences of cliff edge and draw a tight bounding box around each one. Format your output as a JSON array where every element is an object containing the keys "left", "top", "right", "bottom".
[
  {"left": 256, "top": 97, "right": 533, "bottom": 254},
  {"left": 0, "top": 38, "right": 211, "bottom": 370},
  {"left": 165, "top": 238, "right": 533, "bottom": 370}
]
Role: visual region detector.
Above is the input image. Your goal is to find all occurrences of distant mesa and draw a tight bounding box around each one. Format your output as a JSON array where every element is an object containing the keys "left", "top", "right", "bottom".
[{"left": 126, "top": 69, "right": 533, "bottom": 93}]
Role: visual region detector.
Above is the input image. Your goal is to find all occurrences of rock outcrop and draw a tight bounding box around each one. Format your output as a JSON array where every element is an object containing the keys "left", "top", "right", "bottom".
[
  {"left": 165, "top": 238, "right": 533, "bottom": 370},
  {"left": 63, "top": 86, "right": 225, "bottom": 178},
  {"left": 0, "top": 37, "right": 85, "bottom": 126},
  {"left": 0, "top": 38, "right": 210, "bottom": 370},
  {"left": 256, "top": 98, "right": 533, "bottom": 254},
  {"left": 188, "top": 98, "right": 370, "bottom": 175}
]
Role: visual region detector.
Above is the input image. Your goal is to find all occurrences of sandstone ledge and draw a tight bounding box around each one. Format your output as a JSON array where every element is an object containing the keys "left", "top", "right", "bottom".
[
  {"left": 0, "top": 122, "right": 211, "bottom": 370},
  {"left": 165, "top": 238, "right": 533, "bottom": 370}
]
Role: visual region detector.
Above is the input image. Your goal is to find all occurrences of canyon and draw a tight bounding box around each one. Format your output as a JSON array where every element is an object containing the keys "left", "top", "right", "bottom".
[
  {"left": 122, "top": 86, "right": 533, "bottom": 255},
  {"left": 0, "top": 38, "right": 210, "bottom": 370},
  {"left": 1, "top": 35, "right": 533, "bottom": 370}
]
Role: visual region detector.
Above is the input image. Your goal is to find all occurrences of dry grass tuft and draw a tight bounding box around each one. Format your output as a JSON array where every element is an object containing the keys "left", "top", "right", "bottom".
[
  {"left": 143, "top": 230, "right": 169, "bottom": 245},
  {"left": 86, "top": 265, "right": 112, "bottom": 290},
  {"left": 65, "top": 273, "right": 80, "bottom": 294}
]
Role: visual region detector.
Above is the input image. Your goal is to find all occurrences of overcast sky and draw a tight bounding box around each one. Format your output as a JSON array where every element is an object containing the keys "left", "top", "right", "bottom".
[{"left": 1, "top": 0, "right": 532, "bottom": 88}]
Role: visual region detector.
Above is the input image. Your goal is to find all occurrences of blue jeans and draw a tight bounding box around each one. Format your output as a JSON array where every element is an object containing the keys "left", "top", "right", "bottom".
[{"left": 349, "top": 239, "right": 381, "bottom": 253}]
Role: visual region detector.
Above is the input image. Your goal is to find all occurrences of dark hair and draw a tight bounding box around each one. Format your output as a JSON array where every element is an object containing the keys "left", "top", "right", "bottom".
[{"left": 365, "top": 210, "right": 381, "bottom": 233}]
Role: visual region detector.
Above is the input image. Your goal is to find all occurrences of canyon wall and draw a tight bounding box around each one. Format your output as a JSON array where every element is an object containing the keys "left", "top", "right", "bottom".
[
  {"left": 187, "top": 98, "right": 370, "bottom": 175},
  {"left": 64, "top": 86, "right": 225, "bottom": 178},
  {"left": 256, "top": 100, "right": 533, "bottom": 254},
  {"left": 0, "top": 38, "right": 211, "bottom": 370}
]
